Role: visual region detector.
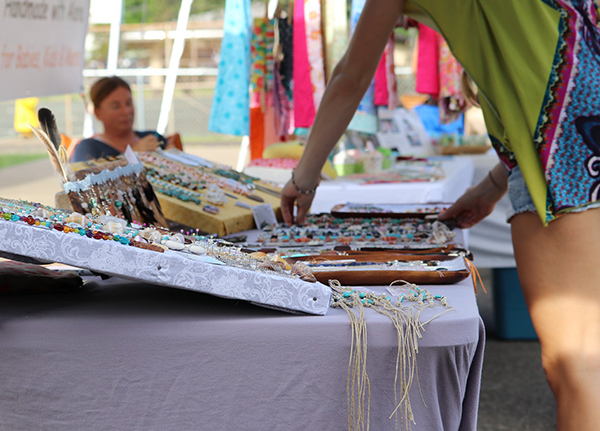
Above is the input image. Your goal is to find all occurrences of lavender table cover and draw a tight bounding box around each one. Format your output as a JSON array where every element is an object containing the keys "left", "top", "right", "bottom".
[{"left": 0, "top": 275, "right": 484, "bottom": 431}]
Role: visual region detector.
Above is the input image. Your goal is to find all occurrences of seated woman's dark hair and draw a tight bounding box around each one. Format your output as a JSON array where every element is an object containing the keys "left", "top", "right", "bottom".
[{"left": 89, "top": 76, "right": 131, "bottom": 109}]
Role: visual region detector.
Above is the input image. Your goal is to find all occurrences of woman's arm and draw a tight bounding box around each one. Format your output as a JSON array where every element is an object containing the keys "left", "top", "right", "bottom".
[{"left": 281, "top": 0, "right": 407, "bottom": 225}]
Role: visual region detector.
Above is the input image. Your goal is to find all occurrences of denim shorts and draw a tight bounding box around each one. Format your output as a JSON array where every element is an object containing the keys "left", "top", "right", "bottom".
[
  {"left": 506, "top": 165, "right": 537, "bottom": 222},
  {"left": 506, "top": 165, "right": 600, "bottom": 222}
]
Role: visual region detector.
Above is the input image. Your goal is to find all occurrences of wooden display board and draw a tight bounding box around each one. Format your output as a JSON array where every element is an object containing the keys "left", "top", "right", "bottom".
[{"left": 158, "top": 187, "right": 282, "bottom": 236}]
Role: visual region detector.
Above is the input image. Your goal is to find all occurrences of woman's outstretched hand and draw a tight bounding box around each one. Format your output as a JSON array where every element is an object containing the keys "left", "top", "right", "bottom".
[
  {"left": 438, "top": 168, "right": 507, "bottom": 228},
  {"left": 280, "top": 180, "right": 316, "bottom": 226}
]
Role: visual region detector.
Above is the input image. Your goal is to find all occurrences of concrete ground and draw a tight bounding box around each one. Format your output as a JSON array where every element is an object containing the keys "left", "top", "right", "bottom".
[{"left": 0, "top": 137, "right": 556, "bottom": 430}]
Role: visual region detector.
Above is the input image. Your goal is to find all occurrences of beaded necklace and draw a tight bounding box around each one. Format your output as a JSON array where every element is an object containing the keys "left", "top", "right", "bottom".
[
  {"left": 330, "top": 279, "right": 453, "bottom": 431},
  {"left": 147, "top": 176, "right": 203, "bottom": 205}
]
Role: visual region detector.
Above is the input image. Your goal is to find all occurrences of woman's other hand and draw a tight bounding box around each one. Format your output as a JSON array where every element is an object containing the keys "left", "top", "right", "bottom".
[
  {"left": 438, "top": 164, "right": 507, "bottom": 228},
  {"left": 133, "top": 134, "right": 161, "bottom": 152}
]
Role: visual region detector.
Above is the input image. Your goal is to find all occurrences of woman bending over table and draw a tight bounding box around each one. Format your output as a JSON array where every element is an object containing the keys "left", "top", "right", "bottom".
[{"left": 280, "top": 1, "right": 600, "bottom": 429}]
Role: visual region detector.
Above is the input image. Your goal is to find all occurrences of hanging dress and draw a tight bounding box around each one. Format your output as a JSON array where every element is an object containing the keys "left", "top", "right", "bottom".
[{"left": 406, "top": 0, "right": 600, "bottom": 225}]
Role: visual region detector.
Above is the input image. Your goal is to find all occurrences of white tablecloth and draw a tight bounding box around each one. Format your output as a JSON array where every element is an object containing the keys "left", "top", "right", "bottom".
[{"left": 310, "top": 156, "right": 474, "bottom": 214}]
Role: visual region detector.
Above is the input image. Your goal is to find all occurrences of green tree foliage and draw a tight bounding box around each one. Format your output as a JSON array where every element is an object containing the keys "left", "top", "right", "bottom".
[{"left": 123, "top": 0, "right": 224, "bottom": 24}]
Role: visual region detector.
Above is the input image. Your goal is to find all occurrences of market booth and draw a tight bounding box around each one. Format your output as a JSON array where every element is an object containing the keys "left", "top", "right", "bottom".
[{"left": 0, "top": 1, "right": 487, "bottom": 430}]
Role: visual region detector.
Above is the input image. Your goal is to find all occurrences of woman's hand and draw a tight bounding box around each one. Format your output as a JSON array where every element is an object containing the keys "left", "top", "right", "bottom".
[
  {"left": 280, "top": 178, "right": 318, "bottom": 226},
  {"left": 438, "top": 165, "right": 507, "bottom": 228},
  {"left": 133, "top": 134, "right": 161, "bottom": 152},
  {"left": 280, "top": 181, "right": 315, "bottom": 226}
]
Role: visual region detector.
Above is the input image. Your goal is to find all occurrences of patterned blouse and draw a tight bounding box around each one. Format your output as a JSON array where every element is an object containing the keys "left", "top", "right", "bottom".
[{"left": 407, "top": 0, "right": 600, "bottom": 225}]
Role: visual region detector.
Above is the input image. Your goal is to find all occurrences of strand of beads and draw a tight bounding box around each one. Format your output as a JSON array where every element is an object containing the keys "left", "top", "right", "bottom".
[
  {"left": 0, "top": 206, "right": 136, "bottom": 246},
  {"left": 387, "top": 280, "right": 450, "bottom": 308},
  {"left": 147, "top": 176, "right": 203, "bottom": 205},
  {"left": 328, "top": 279, "right": 453, "bottom": 431},
  {"left": 145, "top": 166, "right": 204, "bottom": 191},
  {"left": 139, "top": 152, "right": 252, "bottom": 198}
]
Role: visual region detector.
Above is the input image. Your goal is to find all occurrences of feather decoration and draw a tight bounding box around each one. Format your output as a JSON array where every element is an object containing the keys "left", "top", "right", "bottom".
[
  {"left": 38, "top": 108, "right": 62, "bottom": 153},
  {"left": 38, "top": 107, "right": 71, "bottom": 165},
  {"left": 29, "top": 124, "right": 76, "bottom": 183},
  {"left": 58, "top": 145, "right": 69, "bottom": 166}
]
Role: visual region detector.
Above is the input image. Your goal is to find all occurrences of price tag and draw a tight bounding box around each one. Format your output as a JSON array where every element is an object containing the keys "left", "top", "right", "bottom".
[
  {"left": 235, "top": 201, "right": 277, "bottom": 230},
  {"left": 124, "top": 145, "right": 141, "bottom": 165}
]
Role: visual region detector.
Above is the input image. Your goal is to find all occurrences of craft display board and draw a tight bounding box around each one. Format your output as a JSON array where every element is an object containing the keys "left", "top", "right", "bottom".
[
  {"left": 145, "top": 150, "right": 283, "bottom": 236},
  {"left": 0, "top": 199, "right": 331, "bottom": 315},
  {"left": 157, "top": 191, "right": 282, "bottom": 237},
  {"left": 286, "top": 251, "right": 470, "bottom": 286},
  {"left": 245, "top": 212, "right": 466, "bottom": 252}
]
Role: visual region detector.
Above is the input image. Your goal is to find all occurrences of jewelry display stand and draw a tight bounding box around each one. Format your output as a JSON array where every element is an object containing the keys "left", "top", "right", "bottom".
[
  {"left": 0, "top": 217, "right": 331, "bottom": 316},
  {"left": 71, "top": 150, "right": 283, "bottom": 236},
  {"left": 236, "top": 211, "right": 472, "bottom": 287},
  {"left": 157, "top": 190, "right": 281, "bottom": 236},
  {"left": 65, "top": 159, "right": 169, "bottom": 228}
]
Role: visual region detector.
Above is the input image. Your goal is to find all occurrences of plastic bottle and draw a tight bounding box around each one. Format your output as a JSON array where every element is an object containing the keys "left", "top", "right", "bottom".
[
  {"left": 332, "top": 135, "right": 360, "bottom": 176},
  {"left": 362, "top": 140, "right": 384, "bottom": 174}
]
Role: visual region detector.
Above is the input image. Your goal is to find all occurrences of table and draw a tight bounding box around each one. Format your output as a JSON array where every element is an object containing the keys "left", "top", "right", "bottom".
[
  {"left": 310, "top": 156, "right": 474, "bottom": 214},
  {"left": 0, "top": 275, "right": 484, "bottom": 431}
]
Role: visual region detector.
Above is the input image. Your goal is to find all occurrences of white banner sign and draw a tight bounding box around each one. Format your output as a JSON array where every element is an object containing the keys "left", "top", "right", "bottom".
[{"left": 0, "top": 0, "right": 90, "bottom": 100}]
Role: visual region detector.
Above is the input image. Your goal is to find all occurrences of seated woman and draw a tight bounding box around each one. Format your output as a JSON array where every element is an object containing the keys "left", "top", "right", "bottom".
[{"left": 71, "top": 76, "right": 177, "bottom": 163}]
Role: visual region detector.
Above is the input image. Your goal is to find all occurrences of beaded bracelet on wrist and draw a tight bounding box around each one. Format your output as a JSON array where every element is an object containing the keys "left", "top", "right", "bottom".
[{"left": 291, "top": 169, "right": 320, "bottom": 195}]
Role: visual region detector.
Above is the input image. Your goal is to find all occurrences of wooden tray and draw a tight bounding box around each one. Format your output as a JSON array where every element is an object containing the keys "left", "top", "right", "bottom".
[
  {"left": 306, "top": 268, "right": 470, "bottom": 286},
  {"left": 286, "top": 252, "right": 471, "bottom": 286}
]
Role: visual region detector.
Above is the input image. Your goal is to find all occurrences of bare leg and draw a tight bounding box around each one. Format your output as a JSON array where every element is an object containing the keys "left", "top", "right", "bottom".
[{"left": 511, "top": 209, "right": 600, "bottom": 430}]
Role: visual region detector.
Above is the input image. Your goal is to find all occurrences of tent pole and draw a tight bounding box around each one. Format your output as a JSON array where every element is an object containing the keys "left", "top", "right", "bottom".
[
  {"left": 156, "top": 0, "right": 194, "bottom": 135},
  {"left": 106, "top": 0, "right": 123, "bottom": 74}
]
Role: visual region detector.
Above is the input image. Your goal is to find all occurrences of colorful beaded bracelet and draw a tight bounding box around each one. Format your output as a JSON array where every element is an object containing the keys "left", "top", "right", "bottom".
[{"left": 290, "top": 170, "right": 320, "bottom": 195}]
